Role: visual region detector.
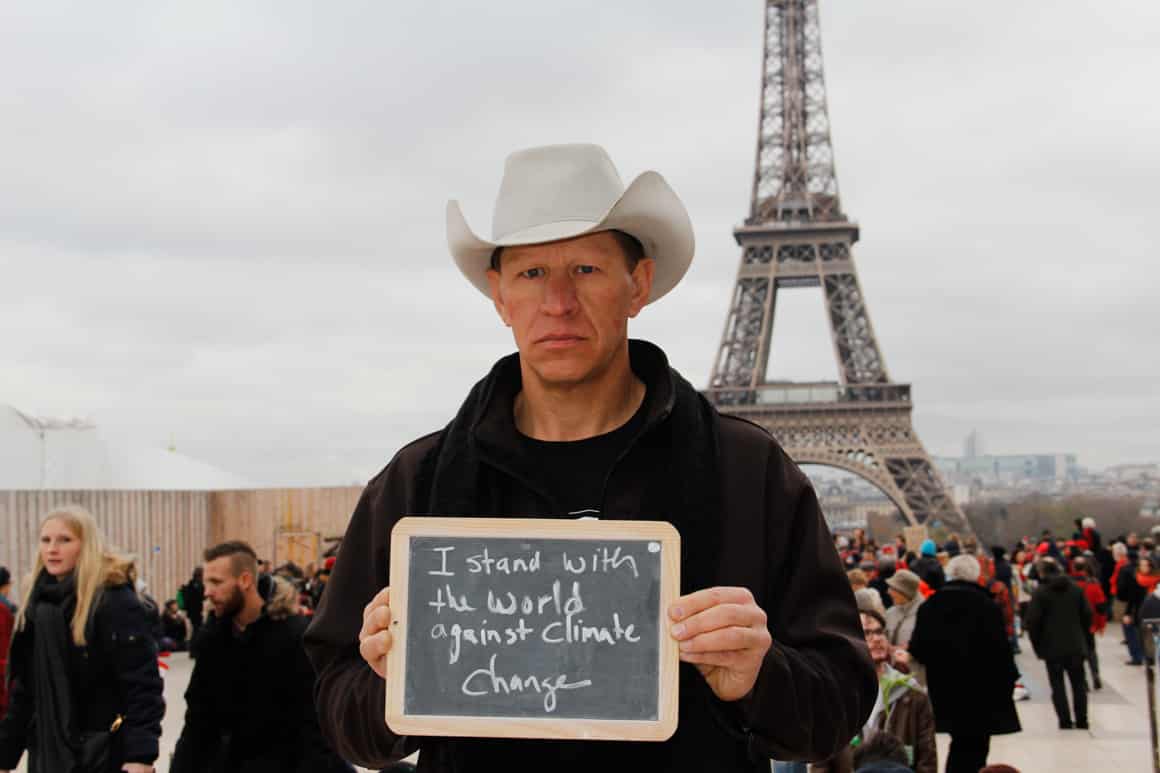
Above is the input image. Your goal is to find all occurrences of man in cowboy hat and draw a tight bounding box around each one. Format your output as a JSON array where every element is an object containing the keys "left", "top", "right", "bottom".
[{"left": 304, "top": 144, "right": 875, "bottom": 771}]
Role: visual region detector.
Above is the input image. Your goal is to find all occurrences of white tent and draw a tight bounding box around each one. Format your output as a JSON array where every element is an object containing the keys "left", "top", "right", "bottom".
[{"left": 0, "top": 404, "right": 253, "bottom": 490}]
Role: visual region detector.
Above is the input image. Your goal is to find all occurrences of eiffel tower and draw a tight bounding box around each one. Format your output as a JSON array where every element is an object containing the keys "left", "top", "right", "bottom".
[{"left": 705, "top": 0, "right": 970, "bottom": 533}]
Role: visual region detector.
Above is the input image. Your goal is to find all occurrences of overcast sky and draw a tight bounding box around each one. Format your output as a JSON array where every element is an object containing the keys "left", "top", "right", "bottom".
[{"left": 3, "top": 1, "right": 1157, "bottom": 486}]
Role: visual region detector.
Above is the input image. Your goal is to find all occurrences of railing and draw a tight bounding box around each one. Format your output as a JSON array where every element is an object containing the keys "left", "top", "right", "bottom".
[{"left": 705, "top": 382, "right": 911, "bottom": 407}]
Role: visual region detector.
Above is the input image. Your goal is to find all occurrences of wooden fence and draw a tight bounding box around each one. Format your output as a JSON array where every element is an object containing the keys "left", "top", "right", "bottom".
[
  {"left": 0, "top": 490, "right": 211, "bottom": 601},
  {"left": 0, "top": 486, "right": 364, "bottom": 601},
  {"left": 209, "top": 487, "right": 362, "bottom": 570}
]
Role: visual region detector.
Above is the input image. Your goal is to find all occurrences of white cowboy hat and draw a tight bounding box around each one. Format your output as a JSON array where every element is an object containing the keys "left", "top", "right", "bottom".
[{"left": 446, "top": 143, "right": 695, "bottom": 304}]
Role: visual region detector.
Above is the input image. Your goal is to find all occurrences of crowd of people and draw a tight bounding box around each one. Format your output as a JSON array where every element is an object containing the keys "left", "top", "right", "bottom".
[
  {"left": 822, "top": 517, "right": 1160, "bottom": 772},
  {"left": 0, "top": 501, "right": 1153, "bottom": 772},
  {"left": 0, "top": 505, "right": 424, "bottom": 773}
]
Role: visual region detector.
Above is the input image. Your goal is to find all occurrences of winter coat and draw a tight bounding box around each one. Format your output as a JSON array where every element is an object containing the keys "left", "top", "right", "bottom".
[
  {"left": 1117, "top": 568, "right": 1147, "bottom": 620},
  {"left": 0, "top": 580, "right": 164, "bottom": 768},
  {"left": 907, "top": 581, "right": 1021, "bottom": 737},
  {"left": 986, "top": 579, "right": 1015, "bottom": 639},
  {"left": 810, "top": 667, "right": 937, "bottom": 773},
  {"left": 909, "top": 557, "right": 944, "bottom": 593},
  {"left": 1075, "top": 576, "right": 1107, "bottom": 633},
  {"left": 304, "top": 340, "right": 877, "bottom": 773},
  {"left": 0, "top": 603, "right": 11, "bottom": 717},
  {"left": 994, "top": 557, "right": 1013, "bottom": 591},
  {"left": 170, "top": 609, "right": 346, "bottom": 773},
  {"left": 180, "top": 576, "right": 205, "bottom": 629},
  {"left": 1025, "top": 575, "right": 1092, "bottom": 661}
]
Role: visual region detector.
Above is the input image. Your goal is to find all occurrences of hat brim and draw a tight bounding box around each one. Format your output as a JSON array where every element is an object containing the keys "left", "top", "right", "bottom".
[
  {"left": 446, "top": 170, "right": 695, "bottom": 304},
  {"left": 885, "top": 577, "right": 916, "bottom": 598}
]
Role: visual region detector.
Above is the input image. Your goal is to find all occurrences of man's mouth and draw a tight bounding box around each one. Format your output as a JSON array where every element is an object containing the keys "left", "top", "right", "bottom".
[{"left": 537, "top": 334, "right": 584, "bottom": 347}]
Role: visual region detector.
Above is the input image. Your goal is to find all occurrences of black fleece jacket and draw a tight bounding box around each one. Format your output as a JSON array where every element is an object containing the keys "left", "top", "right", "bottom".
[
  {"left": 304, "top": 340, "right": 875, "bottom": 771},
  {"left": 0, "top": 583, "right": 164, "bottom": 767}
]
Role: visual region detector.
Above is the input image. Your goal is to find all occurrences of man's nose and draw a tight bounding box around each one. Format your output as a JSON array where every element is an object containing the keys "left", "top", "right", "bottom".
[{"left": 541, "top": 272, "right": 578, "bottom": 315}]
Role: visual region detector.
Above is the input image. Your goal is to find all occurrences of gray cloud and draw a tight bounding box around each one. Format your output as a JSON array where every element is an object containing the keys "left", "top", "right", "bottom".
[{"left": 2, "top": 1, "right": 1156, "bottom": 484}]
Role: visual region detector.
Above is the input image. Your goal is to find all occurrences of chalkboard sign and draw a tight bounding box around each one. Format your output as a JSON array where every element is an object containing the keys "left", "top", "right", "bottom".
[{"left": 385, "top": 517, "right": 680, "bottom": 741}]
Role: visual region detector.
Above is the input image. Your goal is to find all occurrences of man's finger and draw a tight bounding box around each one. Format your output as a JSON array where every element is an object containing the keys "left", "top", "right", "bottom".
[
  {"left": 669, "top": 586, "right": 755, "bottom": 621},
  {"left": 360, "top": 629, "right": 393, "bottom": 666},
  {"left": 670, "top": 602, "right": 765, "bottom": 641},
  {"left": 677, "top": 625, "right": 770, "bottom": 654},
  {"left": 679, "top": 649, "right": 745, "bottom": 668},
  {"left": 362, "top": 586, "right": 391, "bottom": 623},
  {"left": 359, "top": 604, "right": 392, "bottom": 642}
]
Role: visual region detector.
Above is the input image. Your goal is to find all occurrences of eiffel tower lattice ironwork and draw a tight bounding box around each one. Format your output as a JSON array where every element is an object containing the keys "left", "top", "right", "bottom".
[{"left": 705, "top": 0, "right": 969, "bottom": 532}]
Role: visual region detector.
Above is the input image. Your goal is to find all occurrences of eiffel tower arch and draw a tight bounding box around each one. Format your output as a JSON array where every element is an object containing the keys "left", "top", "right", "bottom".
[{"left": 705, "top": 0, "right": 970, "bottom": 534}]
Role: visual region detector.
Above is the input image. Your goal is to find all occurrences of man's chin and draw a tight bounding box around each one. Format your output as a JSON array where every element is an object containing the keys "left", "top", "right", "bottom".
[{"left": 523, "top": 357, "right": 595, "bottom": 387}]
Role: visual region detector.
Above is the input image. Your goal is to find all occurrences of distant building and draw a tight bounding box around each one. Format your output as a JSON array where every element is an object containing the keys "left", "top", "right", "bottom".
[
  {"left": 1107, "top": 463, "right": 1159, "bottom": 482},
  {"left": 964, "top": 429, "right": 983, "bottom": 459},
  {"left": 935, "top": 452, "right": 1080, "bottom": 486}
]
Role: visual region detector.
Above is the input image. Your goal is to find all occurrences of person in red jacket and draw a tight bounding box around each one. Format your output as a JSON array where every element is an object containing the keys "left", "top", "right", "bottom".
[
  {"left": 1072, "top": 557, "right": 1106, "bottom": 690},
  {"left": 0, "top": 567, "right": 13, "bottom": 718},
  {"left": 979, "top": 556, "right": 1015, "bottom": 643}
]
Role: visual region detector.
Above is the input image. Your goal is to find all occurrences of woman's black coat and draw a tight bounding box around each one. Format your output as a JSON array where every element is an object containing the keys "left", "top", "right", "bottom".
[
  {"left": 907, "top": 580, "right": 1021, "bottom": 737},
  {"left": 0, "top": 582, "right": 165, "bottom": 768}
]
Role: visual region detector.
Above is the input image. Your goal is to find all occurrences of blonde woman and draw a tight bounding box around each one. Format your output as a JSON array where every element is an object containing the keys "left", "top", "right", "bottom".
[{"left": 0, "top": 505, "right": 164, "bottom": 773}]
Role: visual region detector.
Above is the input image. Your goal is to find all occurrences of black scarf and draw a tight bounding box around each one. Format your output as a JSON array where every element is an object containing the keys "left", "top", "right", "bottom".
[
  {"left": 416, "top": 339, "right": 722, "bottom": 597},
  {"left": 26, "top": 570, "right": 82, "bottom": 772}
]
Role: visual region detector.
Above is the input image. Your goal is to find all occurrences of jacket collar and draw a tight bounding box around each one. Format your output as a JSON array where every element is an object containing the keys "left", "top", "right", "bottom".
[{"left": 470, "top": 339, "right": 677, "bottom": 479}]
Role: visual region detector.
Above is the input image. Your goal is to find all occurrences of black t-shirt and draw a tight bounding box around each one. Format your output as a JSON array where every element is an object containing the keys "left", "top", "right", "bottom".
[{"left": 519, "top": 400, "right": 646, "bottom": 517}]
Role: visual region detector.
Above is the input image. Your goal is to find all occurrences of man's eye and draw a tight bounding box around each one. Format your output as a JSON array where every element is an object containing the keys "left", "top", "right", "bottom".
[
  {"left": 575, "top": 265, "right": 596, "bottom": 275},
  {"left": 520, "top": 268, "right": 545, "bottom": 279}
]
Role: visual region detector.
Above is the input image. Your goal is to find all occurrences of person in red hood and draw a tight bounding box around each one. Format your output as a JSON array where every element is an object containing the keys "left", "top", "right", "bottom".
[{"left": 1071, "top": 557, "right": 1106, "bottom": 690}]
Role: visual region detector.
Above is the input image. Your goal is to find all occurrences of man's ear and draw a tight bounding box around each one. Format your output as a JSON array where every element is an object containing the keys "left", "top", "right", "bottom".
[
  {"left": 627, "top": 258, "right": 656, "bottom": 319},
  {"left": 238, "top": 571, "right": 254, "bottom": 592},
  {"left": 486, "top": 269, "right": 512, "bottom": 327}
]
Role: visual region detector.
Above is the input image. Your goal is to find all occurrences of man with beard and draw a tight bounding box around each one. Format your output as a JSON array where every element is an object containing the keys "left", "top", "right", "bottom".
[{"left": 171, "top": 541, "right": 349, "bottom": 772}]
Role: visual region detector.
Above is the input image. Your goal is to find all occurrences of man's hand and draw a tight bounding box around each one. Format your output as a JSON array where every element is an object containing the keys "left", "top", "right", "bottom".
[
  {"left": 668, "top": 586, "right": 772, "bottom": 702},
  {"left": 359, "top": 587, "right": 393, "bottom": 679}
]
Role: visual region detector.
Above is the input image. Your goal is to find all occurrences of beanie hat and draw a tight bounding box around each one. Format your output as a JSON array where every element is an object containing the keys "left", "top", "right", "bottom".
[
  {"left": 886, "top": 569, "right": 921, "bottom": 601},
  {"left": 920, "top": 539, "right": 937, "bottom": 557}
]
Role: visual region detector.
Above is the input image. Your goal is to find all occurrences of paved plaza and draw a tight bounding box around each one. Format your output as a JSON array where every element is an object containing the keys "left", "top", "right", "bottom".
[{"left": 10, "top": 630, "right": 1154, "bottom": 772}]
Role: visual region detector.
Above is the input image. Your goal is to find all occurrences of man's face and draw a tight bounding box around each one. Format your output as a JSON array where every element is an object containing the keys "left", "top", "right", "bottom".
[
  {"left": 203, "top": 556, "right": 249, "bottom": 619},
  {"left": 487, "top": 232, "right": 654, "bottom": 390},
  {"left": 861, "top": 613, "right": 890, "bottom": 665}
]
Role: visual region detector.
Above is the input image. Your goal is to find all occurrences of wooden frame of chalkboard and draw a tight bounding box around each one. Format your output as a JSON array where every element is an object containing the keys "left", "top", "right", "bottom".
[{"left": 385, "top": 516, "right": 681, "bottom": 741}]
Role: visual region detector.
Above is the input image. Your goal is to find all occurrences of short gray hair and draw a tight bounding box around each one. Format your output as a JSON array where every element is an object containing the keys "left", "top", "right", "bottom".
[
  {"left": 946, "top": 554, "right": 981, "bottom": 583},
  {"left": 1113, "top": 542, "right": 1128, "bottom": 558}
]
